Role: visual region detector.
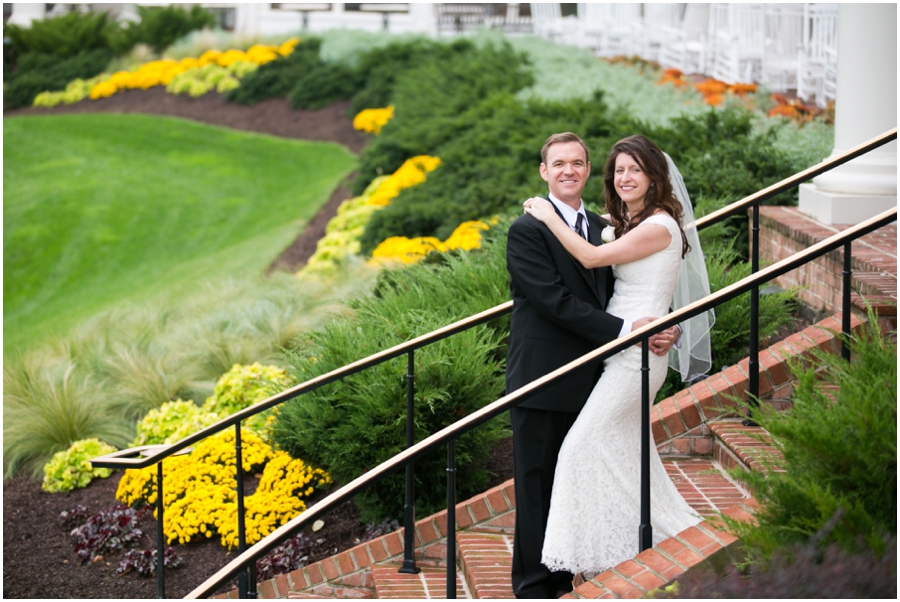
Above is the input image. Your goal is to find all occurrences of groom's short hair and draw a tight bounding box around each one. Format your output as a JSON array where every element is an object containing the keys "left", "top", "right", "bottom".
[{"left": 540, "top": 132, "right": 590, "bottom": 165}]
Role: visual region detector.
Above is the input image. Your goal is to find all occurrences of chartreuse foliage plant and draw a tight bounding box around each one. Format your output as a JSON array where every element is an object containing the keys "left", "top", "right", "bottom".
[
  {"left": 117, "top": 429, "right": 330, "bottom": 548},
  {"left": 132, "top": 363, "right": 289, "bottom": 446},
  {"left": 723, "top": 309, "right": 897, "bottom": 561},
  {"left": 132, "top": 399, "right": 219, "bottom": 447},
  {"left": 203, "top": 362, "right": 290, "bottom": 416},
  {"left": 272, "top": 227, "right": 512, "bottom": 522},
  {"left": 4, "top": 114, "right": 356, "bottom": 352},
  {"left": 41, "top": 438, "right": 117, "bottom": 493}
]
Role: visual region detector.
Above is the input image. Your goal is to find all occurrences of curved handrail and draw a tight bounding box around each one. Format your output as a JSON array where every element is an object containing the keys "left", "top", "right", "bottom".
[
  {"left": 92, "top": 126, "right": 897, "bottom": 471},
  {"left": 189, "top": 206, "right": 897, "bottom": 598},
  {"left": 91, "top": 300, "right": 514, "bottom": 469}
]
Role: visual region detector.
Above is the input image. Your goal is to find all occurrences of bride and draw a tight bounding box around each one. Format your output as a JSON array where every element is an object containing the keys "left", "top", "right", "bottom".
[{"left": 523, "top": 135, "right": 714, "bottom": 575}]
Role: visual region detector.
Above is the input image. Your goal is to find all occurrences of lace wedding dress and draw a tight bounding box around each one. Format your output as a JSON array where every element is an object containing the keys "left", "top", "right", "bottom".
[{"left": 541, "top": 213, "right": 702, "bottom": 574}]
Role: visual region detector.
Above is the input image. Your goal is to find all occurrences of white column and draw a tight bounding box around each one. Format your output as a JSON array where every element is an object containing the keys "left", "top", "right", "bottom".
[
  {"left": 409, "top": 2, "right": 438, "bottom": 36},
  {"left": 235, "top": 3, "right": 261, "bottom": 36},
  {"left": 798, "top": 4, "right": 897, "bottom": 225},
  {"left": 6, "top": 3, "right": 46, "bottom": 26}
]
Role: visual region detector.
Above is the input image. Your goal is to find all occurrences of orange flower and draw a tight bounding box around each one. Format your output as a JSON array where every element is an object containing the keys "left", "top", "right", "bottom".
[
  {"left": 703, "top": 93, "right": 724, "bottom": 106},
  {"left": 694, "top": 78, "right": 729, "bottom": 95},
  {"left": 729, "top": 83, "right": 757, "bottom": 96},
  {"left": 768, "top": 104, "right": 800, "bottom": 118}
]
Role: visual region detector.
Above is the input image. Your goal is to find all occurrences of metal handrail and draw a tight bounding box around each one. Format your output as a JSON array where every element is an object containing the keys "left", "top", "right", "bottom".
[
  {"left": 189, "top": 206, "right": 897, "bottom": 598},
  {"left": 94, "top": 125, "right": 898, "bottom": 471},
  {"left": 93, "top": 126, "right": 896, "bottom": 598},
  {"left": 91, "top": 301, "right": 514, "bottom": 469}
]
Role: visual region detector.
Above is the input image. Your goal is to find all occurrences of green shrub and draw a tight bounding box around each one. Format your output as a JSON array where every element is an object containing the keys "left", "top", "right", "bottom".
[
  {"left": 288, "top": 62, "right": 364, "bottom": 110},
  {"left": 41, "top": 437, "right": 116, "bottom": 493},
  {"left": 359, "top": 91, "right": 634, "bottom": 251},
  {"left": 723, "top": 309, "right": 897, "bottom": 561},
  {"left": 3, "top": 10, "right": 117, "bottom": 60},
  {"left": 4, "top": 48, "right": 113, "bottom": 108},
  {"left": 652, "top": 108, "right": 799, "bottom": 206},
  {"left": 224, "top": 37, "right": 323, "bottom": 104},
  {"left": 667, "top": 535, "right": 897, "bottom": 598},
  {"left": 116, "top": 5, "right": 216, "bottom": 55},
  {"left": 271, "top": 229, "right": 512, "bottom": 522}
]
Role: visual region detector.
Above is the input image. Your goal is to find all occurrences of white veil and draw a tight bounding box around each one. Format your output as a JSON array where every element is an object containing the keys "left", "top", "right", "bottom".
[{"left": 665, "top": 153, "right": 715, "bottom": 382}]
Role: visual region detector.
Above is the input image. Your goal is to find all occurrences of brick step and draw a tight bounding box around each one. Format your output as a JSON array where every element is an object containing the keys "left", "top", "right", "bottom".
[
  {"left": 710, "top": 420, "right": 783, "bottom": 473},
  {"left": 458, "top": 532, "right": 515, "bottom": 599},
  {"left": 371, "top": 564, "right": 468, "bottom": 599}
]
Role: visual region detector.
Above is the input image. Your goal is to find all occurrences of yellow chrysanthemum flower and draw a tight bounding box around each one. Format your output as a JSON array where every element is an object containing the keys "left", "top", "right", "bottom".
[{"left": 353, "top": 106, "right": 395, "bottom": 134}]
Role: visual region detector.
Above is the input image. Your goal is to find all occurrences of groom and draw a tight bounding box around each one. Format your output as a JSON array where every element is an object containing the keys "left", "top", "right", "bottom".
[{"left": 505, "top": 132, "right": 675, "bottom": 598}]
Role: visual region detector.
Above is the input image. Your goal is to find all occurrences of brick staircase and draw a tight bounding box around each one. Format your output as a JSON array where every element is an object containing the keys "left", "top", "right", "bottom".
[{"left": 229, "top": 313, "right": 859, "bottom": 599}]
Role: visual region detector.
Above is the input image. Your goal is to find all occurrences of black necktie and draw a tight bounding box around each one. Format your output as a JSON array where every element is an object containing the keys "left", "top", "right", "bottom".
[{"left": 574, "top": 213, "right": 587, "bottom": 240}]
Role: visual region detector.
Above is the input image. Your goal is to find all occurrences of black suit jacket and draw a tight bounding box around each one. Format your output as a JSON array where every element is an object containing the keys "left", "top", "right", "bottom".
[{"left": 506, "top": 207, "right": 623, "bottom": 412}]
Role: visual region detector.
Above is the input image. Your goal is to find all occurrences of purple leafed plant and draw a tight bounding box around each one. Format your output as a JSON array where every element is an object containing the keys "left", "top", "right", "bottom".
[
  {"left": 63, "top": 503, "right": 151, "bottom": 563},
  {"left": 117, "top": 547, "right": 183, "bottom": 577},
  {"left": 255, "top": 533, "right": 313, "bottom": 581}
]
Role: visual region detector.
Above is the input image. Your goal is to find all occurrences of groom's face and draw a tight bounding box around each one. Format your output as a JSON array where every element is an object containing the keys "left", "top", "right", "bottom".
[{"left": 540, "top": 141, "right": 590, "bottom": 208}]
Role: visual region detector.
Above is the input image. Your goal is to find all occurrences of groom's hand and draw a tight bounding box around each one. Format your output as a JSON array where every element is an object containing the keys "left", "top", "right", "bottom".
[
  {"left": 632, "top": 318, "right": 678, "bottom": 356},
  {"left": 650, "top": 326, "right": 680, "bottom": 356}
]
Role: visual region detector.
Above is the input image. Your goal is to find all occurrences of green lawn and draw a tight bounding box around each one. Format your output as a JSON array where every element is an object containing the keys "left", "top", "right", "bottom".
[{"left": 3, "top": 114, "right": 357, "bottom": 351}]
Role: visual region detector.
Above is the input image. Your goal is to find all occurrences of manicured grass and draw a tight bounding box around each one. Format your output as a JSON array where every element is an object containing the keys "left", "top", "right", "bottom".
[{"left": 3, "top": 113, "right": 357, "bottom": 351}]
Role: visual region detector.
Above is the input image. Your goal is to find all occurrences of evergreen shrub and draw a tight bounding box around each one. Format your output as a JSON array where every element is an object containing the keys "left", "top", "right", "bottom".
[
  {"left": 724, "top": 309, "right": 897, "bottom": 560},
  {"left": 665, "top": 535, "right": 896, "bottom": 598},
  {"left": 288, "top": 62, "right": 364, "bottom": 110},
  {"left": 3, "top": 10, "right": 117, "bottom": 61},
  {"left": 271, "top": 230, "right": 512, "bottom": 522},
  {"left": 4, "top": 48, "right": 113, "bottom": 108},
  {"left": 651, "top": 108, "right": 799, "bottom": 207},
  {"left": 114, "top": 5, "right": 216, "bottom": 55},
  {"left": 224, "top": 38, "right": 324, "bottom": 104}
]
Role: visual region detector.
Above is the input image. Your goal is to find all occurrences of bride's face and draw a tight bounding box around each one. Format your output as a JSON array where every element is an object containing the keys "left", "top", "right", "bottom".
[{"left": 614, "top": 153, "right": 651, "bottom": 209}]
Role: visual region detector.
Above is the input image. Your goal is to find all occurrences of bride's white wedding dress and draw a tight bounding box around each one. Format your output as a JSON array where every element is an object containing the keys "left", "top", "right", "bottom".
[{"left": 541, "top": 213, "right": 702, "bottom": 574}]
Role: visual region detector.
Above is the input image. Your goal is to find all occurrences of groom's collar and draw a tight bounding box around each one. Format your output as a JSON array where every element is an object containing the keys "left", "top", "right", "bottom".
[{"left": 547, "top": 193, "right": 586, "bottom": 229}]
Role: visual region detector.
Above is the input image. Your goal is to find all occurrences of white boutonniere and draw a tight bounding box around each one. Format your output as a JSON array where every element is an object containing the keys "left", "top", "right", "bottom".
[{"left": 600, "top": 225, "right": 616, "bottom": 243}]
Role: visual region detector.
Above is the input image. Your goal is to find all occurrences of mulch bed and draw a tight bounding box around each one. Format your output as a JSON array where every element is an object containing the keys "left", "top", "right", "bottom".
[{"left": 2, "top": 88, "right": 515, "bottom": 599}]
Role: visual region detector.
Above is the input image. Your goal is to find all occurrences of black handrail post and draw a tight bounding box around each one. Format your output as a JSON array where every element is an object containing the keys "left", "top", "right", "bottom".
[
  {"left": 842, "top": 242, "right": 852, "bottom": 361},
  {"left": 235, "top": 424, "right": 249, "bottom": 598},
  {"left": 639, "top": 340, "right": 653, "bottom": 552},
  {"left": 399, "top": 350, "right": 420, "bottom": 574},
  {"left": 156, "top": 461, "right": 165, "bottom": 599},
  {"left": 446, "top": 439, "right": 457, "bottom": 599},
  {"left": 744, "top": 202, "right": 761, "bottom": 426}
]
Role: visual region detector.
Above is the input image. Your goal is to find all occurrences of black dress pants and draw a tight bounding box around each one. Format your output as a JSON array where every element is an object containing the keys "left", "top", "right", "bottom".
[{"left": 510, "top": 406, "right": 580, "bottom": 599}]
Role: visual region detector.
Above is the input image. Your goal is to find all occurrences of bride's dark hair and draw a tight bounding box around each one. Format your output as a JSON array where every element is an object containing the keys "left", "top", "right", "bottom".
[{"left": 602, "top": 135, "right": 689, "bottom": 257}]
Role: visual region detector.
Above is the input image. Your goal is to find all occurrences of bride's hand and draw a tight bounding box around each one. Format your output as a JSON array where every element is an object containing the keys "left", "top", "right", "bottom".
[{"left": 523, "top": 197, "right": 555, "bottom": 223}]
